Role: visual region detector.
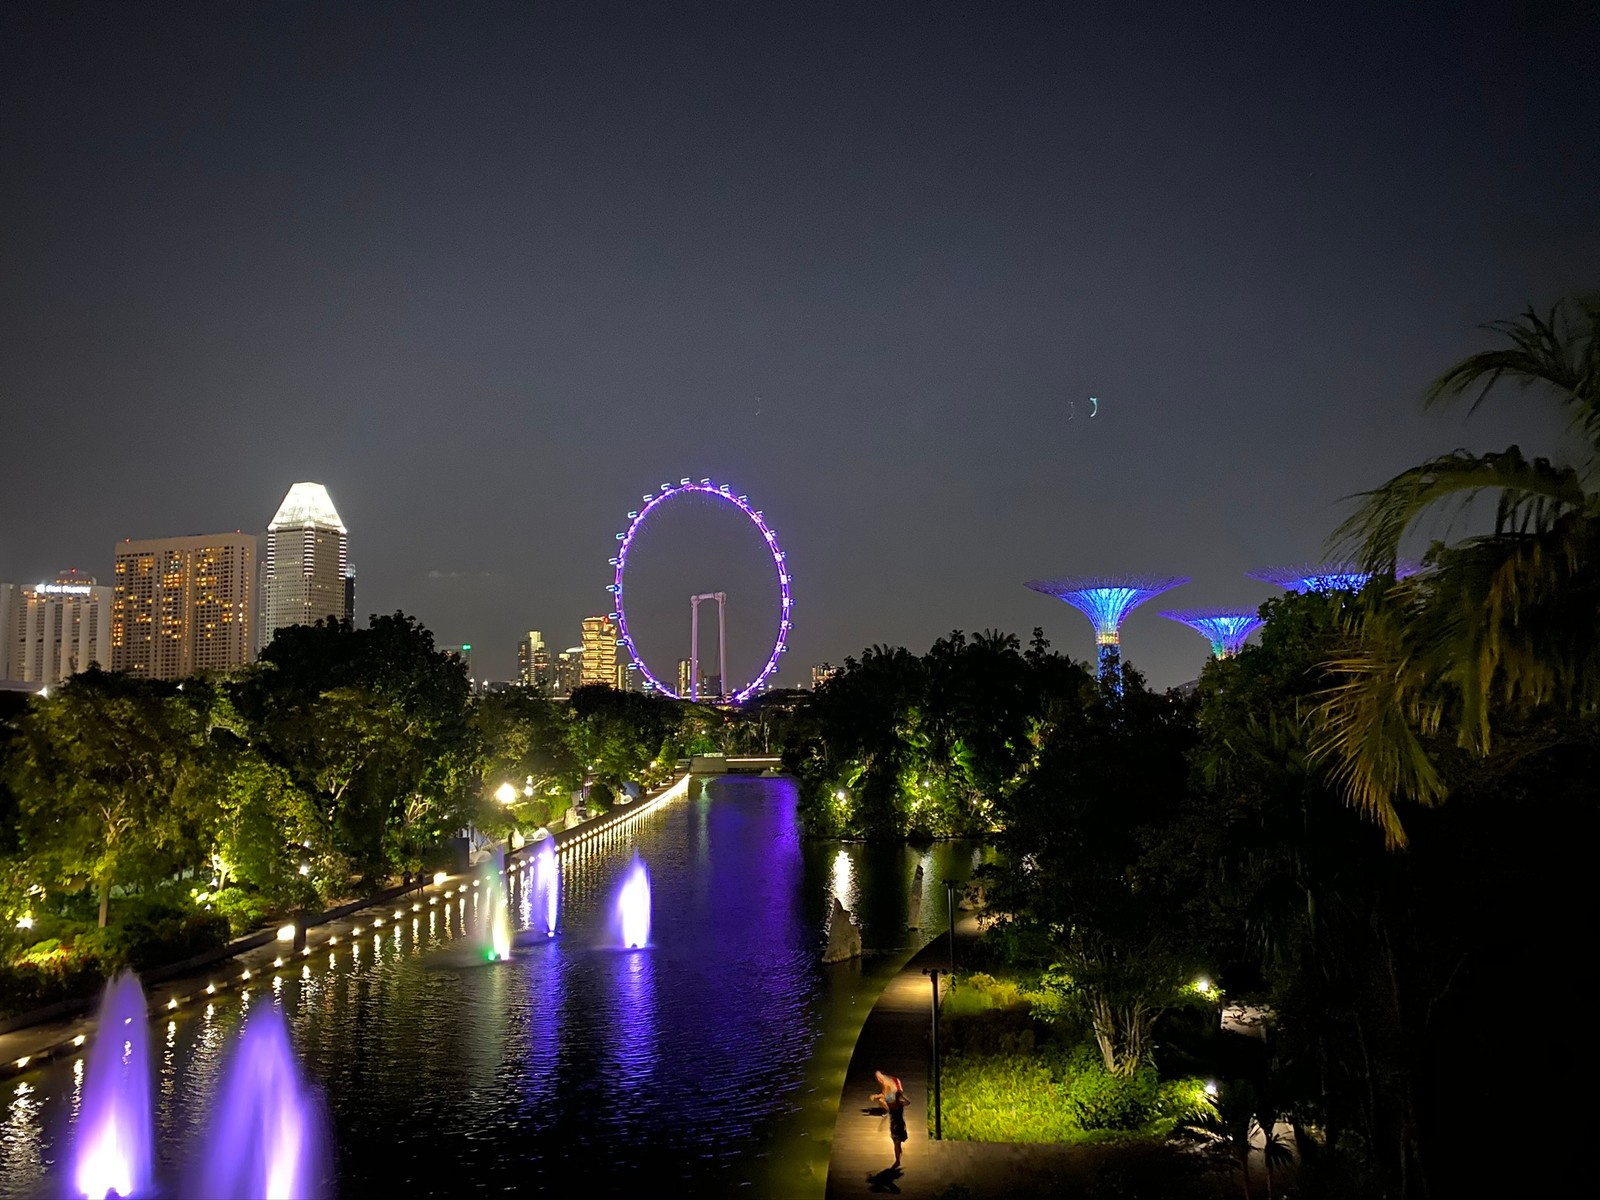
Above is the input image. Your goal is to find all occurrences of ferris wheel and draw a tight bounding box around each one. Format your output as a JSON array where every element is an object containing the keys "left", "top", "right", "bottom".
[{"left": 607, "top": 478, "right": 792, "bottom": 702}]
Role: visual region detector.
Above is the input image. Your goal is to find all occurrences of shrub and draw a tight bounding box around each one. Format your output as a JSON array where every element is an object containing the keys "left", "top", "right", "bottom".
[
  {"left": 208, "top": 887, "right": 272, "bottom": 937},
  {"left": 587, "top": 782, "right": 614, "bottom": 814},
  {"left": 1063, "top": 1054, "right": 1162, "bottom": 1131},
  {"left": 0, "top": 945, "right": 112, "bottom": 1019}
]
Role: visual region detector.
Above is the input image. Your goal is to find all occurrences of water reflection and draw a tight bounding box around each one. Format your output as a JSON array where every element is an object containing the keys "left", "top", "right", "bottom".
[{"left": 608, "top": 949, "right": 657, "bottom": 1099}]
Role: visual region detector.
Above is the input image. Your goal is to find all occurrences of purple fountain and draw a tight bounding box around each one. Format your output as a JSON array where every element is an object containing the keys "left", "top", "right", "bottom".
[
  {"left": 533, "top": 838, "right": 560, "bottom": 937},
  {"left": 72, "top": 972, "right": 153, "bottom": 1200},
  {"left": 615, "top": 858, "right": 651, "bottom": 949},
  {"left": 185, "top": 1005, "right": 330, "bottom": 1199}
]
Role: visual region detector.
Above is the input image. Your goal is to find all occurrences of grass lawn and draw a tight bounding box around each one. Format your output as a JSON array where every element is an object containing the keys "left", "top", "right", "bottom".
[{"left": 939, "top": 972, "right": 1213, "bottom": 1146}]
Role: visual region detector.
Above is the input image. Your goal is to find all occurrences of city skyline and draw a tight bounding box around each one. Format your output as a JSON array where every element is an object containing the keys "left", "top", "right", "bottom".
[{"left": 1, "top": 4, "right": 1592, "bottom": 689}]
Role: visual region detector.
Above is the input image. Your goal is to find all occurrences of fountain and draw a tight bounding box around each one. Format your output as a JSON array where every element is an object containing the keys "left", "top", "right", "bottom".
[
  {"left": 532, "top": 838, "right": 559, "bottom": 937},
  {"left": 481, "top": 845, "right": 513, "bottom": 962},
  {"left": 616, "top": 858, "right": 651, "bottom": 949},
  {"left": 186, "top": 1005, "right": 330, "bottom": 1199},
  {"left": 72, "top": 972, "right": 153, "bottom": 1200}
]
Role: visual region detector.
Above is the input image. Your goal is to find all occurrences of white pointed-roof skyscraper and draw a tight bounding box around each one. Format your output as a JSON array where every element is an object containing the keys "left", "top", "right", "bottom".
[{"left": 261, "top": 482, "right": 351, "bottom": 651}]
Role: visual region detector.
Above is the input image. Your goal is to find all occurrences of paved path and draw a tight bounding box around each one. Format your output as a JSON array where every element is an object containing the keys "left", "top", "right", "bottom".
[{"left": 824, "top": 915, "right": 1236, "bottom": 1200}]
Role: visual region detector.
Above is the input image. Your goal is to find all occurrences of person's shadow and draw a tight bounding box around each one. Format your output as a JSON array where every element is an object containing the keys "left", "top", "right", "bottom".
[{"left": 866, "top": 1165, "right": 903, "bottom": 1193}]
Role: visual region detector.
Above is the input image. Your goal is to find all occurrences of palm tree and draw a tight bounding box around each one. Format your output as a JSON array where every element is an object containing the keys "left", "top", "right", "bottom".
[{"left": 1315, "top": 295, "right": 1599, "bottom": 845}]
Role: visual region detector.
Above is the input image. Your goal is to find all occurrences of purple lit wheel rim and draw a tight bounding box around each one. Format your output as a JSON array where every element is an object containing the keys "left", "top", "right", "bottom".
[{"left": 608, "top": 480, "right": 792, "bottom": 701}]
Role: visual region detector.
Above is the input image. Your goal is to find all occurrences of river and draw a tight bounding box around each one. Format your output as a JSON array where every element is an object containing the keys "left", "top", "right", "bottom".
[{"left": 1, "top": 774, "right": 983, "bottom": 1198}]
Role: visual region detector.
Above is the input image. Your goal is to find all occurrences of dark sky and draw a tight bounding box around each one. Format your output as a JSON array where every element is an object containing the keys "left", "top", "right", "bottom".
[{"left": 3, "top": 2, "right": 1595, "bottom": 689}]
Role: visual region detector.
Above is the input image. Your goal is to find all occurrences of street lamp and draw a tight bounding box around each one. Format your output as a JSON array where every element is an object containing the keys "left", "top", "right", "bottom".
[
  {"left": 494, "top": 782, "right": 518, "bottom": 805},
  {"left": 923, "top": 966, "right": 948, "bottom": 1140},
  {"left": 944, "top": 879, "right": 959, "bottom": 970}
]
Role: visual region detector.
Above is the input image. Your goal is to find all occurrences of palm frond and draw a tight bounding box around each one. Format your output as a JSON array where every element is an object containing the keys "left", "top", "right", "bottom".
[
  {"left": 1311, "top": 595, "right": 1446, "bottom": 849},
  {"left": 1331, "top": 446, "right": 1585, "bottom": 571},
  {"left": 1425, "top": 296, "right": 1600, "bottom": 453}
]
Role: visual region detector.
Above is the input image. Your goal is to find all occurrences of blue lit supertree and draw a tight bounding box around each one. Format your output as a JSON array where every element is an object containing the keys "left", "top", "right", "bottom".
[
  {"left": 1247, "top": 561, "right": 1421, "bottom": 593},
  {"left": 1160, "top": 608, "right": 1265, "bottom": 658},
  {"left": 1024, "top": 574, "right": 1189, "bottom": 681}
]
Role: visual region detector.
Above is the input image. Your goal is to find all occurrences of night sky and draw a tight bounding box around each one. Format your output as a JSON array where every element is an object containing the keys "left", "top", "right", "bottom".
[{"left": 3, "top": 3, "right": 1595, "bottom": 689}]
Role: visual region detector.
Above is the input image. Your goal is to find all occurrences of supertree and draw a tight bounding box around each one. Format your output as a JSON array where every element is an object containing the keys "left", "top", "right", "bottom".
[
  {"left": 1247, "top": 561, "right": 1421, "bottom": 593},
  {"left": 1024, "top": 574, "right": 1189, "bottom": 681},
  {"left": 1160, "top": 608, "right": 1265, "bottom": 658}
]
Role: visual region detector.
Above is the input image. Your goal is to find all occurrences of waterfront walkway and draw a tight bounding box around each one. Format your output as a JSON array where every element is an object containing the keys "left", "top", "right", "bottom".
[
  {"left": 0, "top": 771, "right": 694, "bottom": 1083},
  {"left": 823, "top": 914, "right": 1235, "bottom": 1200}
]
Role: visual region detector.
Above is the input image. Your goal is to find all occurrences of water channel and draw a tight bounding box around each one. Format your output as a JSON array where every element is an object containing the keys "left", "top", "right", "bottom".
[{"left": 1, "top": 774, "right": 982, "bottom": 1198}]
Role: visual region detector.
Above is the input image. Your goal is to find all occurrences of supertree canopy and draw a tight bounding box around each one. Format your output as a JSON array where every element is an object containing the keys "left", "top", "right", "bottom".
[
  {"left": 1024, "top": 574, "right": 1189, "bottom": 677},
  {"left": 1160, "top": 608, "right": 1265, "bottom": 658},
  {"left": 1247, "top": 561, "right": 1421, "bottom": 593}
]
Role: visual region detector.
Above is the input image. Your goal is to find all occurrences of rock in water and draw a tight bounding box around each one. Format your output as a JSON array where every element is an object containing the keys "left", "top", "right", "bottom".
[
  {"left": 822, "top": 897, "right": 862, "bottom": 964},
  {"left": 907, "top": 864, "right": 924, "bottom": 930}
]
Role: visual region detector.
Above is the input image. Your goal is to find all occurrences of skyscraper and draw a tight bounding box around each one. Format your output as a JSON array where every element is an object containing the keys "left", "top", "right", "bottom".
[
  {"left": 580, "top": 615, "right": 618, "bottom": 688},
  {"left": 0, "top": 571, "right": 112, "bottom": 685},
  {"left": 677, "top": 657, "right": 693, "bottom": 697},
  {"left": 517, "top": 631, "right": 551, "bottom": 689},
  {"left": 111, "top": 533, "right": 257, "bottom": 679},
  {"left": 261, "top": 482, "right": 349, "bottom": 650},
  {"left": 554, "top": 647, "right": 583, "bottom": 697}
]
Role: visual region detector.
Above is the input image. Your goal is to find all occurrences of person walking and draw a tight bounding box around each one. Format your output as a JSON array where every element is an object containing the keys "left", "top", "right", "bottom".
[{"left": 872, "top": 1070, "right": 909, "bottom": 1170}]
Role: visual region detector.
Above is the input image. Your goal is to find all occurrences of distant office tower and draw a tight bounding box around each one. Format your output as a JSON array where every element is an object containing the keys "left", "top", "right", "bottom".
[
  {"left": 580, "top": 616, "right": 618, "bottom": 688},
  {"left": 261, "top": 482, "right": 349, "bottom": 650},
  {"left": 344, "top": 566, "right": 357, "bottom": 624},
  {"left": 811, "top": 662, "right": 837, "bottom": 689},
  {"left": 0, "top": 572, "right": 112, "bottom": 684},
  {"left": 112, "top": 533, "right": 258, "bottom": 679},
  {"left": 613, "top": 641, "right": 632, "bottom": 691},
  {"left": 555, "top": 647, "right": 583, "bottom": 696},
  {"left": 517, "top": 631, "right": 552, "bottom": 689},
  {"left": 677, "top": 657, "right": 693, "bottom": 697}
]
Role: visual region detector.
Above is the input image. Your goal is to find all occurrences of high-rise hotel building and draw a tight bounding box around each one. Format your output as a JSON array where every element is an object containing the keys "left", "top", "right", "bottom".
[
  {"left": 111, "top": 534, "right": 257, "bottom": 679},
  {"left": 579, "top": 615, "right": 619, "bottom": 689},
  {"left": 260, "top": 482, "right": 351, "bottom": 650},
  {"left": 0, "top": 571, "right": 112, "bottom": 685}
]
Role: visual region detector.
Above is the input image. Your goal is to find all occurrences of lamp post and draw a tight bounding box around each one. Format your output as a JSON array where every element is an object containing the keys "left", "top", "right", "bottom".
[
  {"left": 923, "top": 966, "right": 947, "bottom": 1140},
  {"left": 944, "top": 878, "right": 959, "bottom": 970}
]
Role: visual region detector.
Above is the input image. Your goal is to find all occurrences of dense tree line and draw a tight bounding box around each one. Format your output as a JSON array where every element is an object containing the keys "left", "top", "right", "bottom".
[
  {"left": 782, "top": 297, "right": 1598, "bottom": 1197},
  {"left": 0, "top": 612, "right": 745, "bottom": 1012}
]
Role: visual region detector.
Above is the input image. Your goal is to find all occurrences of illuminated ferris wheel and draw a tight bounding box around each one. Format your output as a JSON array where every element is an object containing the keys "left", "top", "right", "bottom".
[{"left": 607, "top": 478, "right": 792, "bottom": 702}]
